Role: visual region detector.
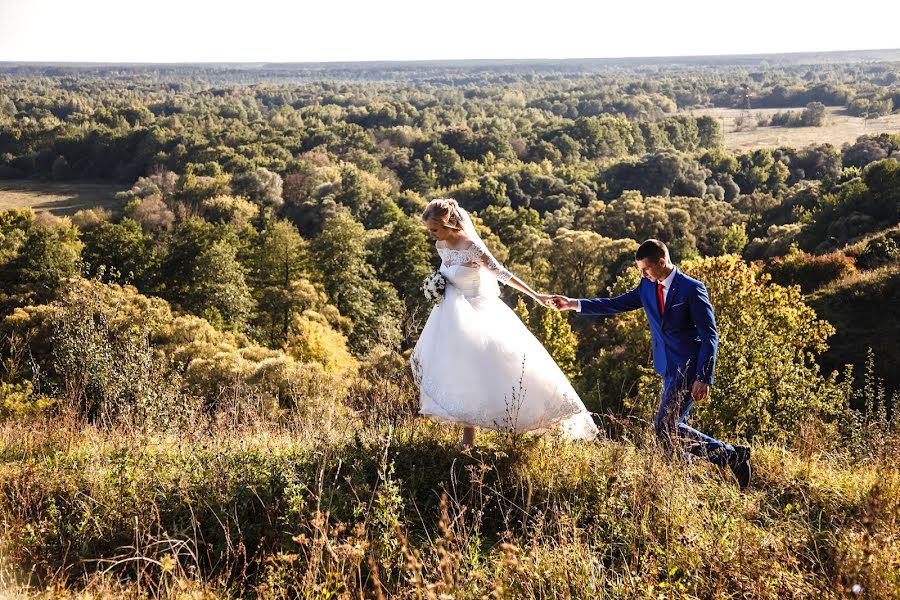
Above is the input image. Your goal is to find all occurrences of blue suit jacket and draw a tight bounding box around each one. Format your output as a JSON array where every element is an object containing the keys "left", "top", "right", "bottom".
[{"left": 579, "top": 269, "right": 718, "bottom": 385}]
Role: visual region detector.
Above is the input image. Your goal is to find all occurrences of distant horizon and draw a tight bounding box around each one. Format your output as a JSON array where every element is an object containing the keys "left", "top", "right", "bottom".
[
  {"left": 2, "top": 47, "right": 899, "bottom": 68},
  {"left": 3, "top": 0, "right": 899, "bottom": 64}
]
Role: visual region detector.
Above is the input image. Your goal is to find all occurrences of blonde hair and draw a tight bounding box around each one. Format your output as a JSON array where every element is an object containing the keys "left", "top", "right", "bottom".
[{"left": 422, "top": 198, "right": 463, "bottom": 230}]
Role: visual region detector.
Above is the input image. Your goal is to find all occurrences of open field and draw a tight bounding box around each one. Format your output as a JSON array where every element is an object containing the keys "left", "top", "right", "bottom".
[
  {"left": 686, "top": 106, "right": 900, "bottom": 151},
  {"left": 0, "top": 180, "right": 127, "bottom": 217}
]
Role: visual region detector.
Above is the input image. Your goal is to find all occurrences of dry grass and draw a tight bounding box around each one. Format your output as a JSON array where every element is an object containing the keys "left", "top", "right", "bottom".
[
  {"left": 685, "top": 106, "right": 900, "bottom": 151},
  {"left": 0, "top": 412, "right": 897, "bottom": 599},
  {"left": 0, "top": 181, "right": 127, "bottom": 217}
]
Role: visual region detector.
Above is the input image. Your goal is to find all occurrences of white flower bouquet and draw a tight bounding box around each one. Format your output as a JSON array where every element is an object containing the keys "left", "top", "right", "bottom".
[{"left": 422, "top": 271, "right": 447, "bottom": 305}]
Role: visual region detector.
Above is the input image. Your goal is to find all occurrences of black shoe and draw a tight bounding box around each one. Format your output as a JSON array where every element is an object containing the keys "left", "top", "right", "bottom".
[
  {"left": 729, "top": 445, "right": 752, "bottom": 490},
  {"left": 732, "top": 444, "right": 751, "bottom": 464}
]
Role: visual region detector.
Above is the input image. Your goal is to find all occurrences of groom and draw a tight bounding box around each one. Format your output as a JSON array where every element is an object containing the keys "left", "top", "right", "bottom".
[{"left": 550, "top": 239, "right": 751, "bottom": 489}]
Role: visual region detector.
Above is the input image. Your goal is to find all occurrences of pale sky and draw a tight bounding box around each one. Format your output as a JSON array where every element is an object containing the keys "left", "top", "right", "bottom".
[{"left": 1, "top": 0, "right": 898, "bottom": 63}]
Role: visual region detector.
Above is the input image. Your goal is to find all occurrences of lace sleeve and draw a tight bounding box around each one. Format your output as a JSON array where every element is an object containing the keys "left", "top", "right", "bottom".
[{"left": 470, "top": 243, "right": 513, "bottom": 284}]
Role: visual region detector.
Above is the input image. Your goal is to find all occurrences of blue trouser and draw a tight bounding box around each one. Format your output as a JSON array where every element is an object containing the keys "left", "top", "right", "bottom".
[{"left": 655, "top": 371, "right": 734, "bottom": 466}]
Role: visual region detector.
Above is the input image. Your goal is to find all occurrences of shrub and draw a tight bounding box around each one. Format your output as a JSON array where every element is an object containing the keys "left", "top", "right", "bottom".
[
  {"left": 285, "top": 314, "right": 356, "bottom": 374},
  {"left": 809, "top": 267, "right": 900, "bottom": 397},
  {"left": 744, "top": 223, "right": 804, "bottom": 260},
  {"left": 1, "top": 278, "right": 183, "bottom": 425},
  {"left": 2, "top": 278, "right": 352, "bottom": 426},
  {"left": 70, "top": 207, "right": 112, "bottom": 230},
  {"left": 0, "top": 380, "right": 55, "bottom": 419},
  {"left": 856, "top": 236, "right": 900, "bottom": 270},
  {"left": 126, "top": 195, "right": 175, "bottom": 232},
  {"left": 200, "top": 194, "right": 259, "bottom": 229},
  {"left": 764, "top": 251, "right": 857, "bottom": 293}
]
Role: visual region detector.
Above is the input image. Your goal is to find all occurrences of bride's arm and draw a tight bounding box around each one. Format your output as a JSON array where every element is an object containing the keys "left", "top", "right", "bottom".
[
  {"left": 505, "top": 273, "right": 552, "bottom": 305},
  {"left": 471, "top": 244, "right": 552, "bottom": 305}
]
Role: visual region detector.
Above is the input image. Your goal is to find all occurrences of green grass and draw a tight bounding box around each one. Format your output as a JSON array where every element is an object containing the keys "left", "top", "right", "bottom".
[{"left": 0, "top": 180, "right": 127, "bottom": 217}]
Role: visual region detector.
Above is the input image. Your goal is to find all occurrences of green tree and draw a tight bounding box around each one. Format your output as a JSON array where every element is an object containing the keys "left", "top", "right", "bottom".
[
  {"left": 479, "top": 205, "right": 552, "bottom": 287},
  {"left": 81, "top": 218, "right": 157, "bottom": 289},
  {"left": 249, "top": 219, "right": 314, "bottom": 346},
  {"left": 548, "top": 230, "right": 637, "bottom": 299},
  {"left": 801, "top": 102, "right": 827, "bottom": 127},
  {"left": 368, "top": 202, "right": 434, "bottom": 311},
  {"left": 0, "top": 215, "right": 82, "bottom": 308},
  {"left": 425, "top": 142, "right": 467, "bottom": 187},
  {"left": 404, "top": 158, "right": 437, "bottom": 196},
  {"left": 201, "top": 195, "right": 260, "bottom": 230},
  {"left": 333, "top": 164, "right": 392, "bottom": 225},
  {"left": 603, "top": 151, "right": 712, "bottom": 198},
  {"left": 696, "top": 115, "right": 723, "bottom": 149},
  {"left": 587, "top": 191, "right": 745, "bottom": 259},
  {"left": 736, "top": 149, "right": 789, "bottom": 194},
  {"left": 177, "top": 163, "right": 232, "bottom": 204},
  {"left": 802, "top": 158, "right": 900, "bottom": 250},
  {"left": 156, "top": 217, "right": 234, "bottom": 306},
  {"left": 232, "top": 167, "right": 284, "bottom": 209},
  {"left": 191, "top": 240, "right": 255, "bottom": 332},
  {"left": 51, "top": 155, "right": 72, "bottom": 180},
  {"left": 312, "top": 212, "right": 402, "bottom": 353}
]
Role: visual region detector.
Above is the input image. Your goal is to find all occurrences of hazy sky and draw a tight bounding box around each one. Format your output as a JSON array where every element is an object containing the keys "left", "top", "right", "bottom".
[{"left": 1, "top": 0, "right": 898, "bottom": 63}]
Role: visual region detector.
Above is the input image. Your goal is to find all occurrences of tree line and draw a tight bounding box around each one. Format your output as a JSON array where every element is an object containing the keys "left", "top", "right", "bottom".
[{"left": 1, "top": 62, "right": 898, "bottom": 426}]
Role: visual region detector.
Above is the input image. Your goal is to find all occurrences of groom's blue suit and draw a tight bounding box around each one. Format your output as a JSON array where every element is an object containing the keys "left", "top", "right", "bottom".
[{"left": 579, "top": 268, "right": 736, "bottom": 466}]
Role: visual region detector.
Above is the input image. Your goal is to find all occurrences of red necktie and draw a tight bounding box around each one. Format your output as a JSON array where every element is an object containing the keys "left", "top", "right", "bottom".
[{"left": 657, "top": 282, "right": 664, "bottom": 316}]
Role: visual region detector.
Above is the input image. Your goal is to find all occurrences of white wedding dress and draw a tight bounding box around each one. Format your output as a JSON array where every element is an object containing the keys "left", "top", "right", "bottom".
[{"left": 411, "top": 240, "right": 598, "bottom": 440}]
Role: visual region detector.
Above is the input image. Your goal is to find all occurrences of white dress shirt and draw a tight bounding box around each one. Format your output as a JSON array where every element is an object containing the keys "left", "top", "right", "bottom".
[{"left": 659, "top": 266, "right": 677, "bottom": 307}]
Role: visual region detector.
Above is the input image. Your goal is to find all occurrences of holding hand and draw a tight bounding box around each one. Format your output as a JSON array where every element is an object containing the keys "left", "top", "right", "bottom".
[
  {"left": 534, "top": 294, "right": 557, "bottom": 309},
  {"left": 548, "top": 295, "right": 578, "bottom": 311}
]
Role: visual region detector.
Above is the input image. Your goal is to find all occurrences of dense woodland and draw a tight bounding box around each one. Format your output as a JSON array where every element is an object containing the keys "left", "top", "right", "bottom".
[
  {"left": 2, "top": 58, "right": 898, "bottom": 400},
  {"left": 0, "top": 56, "right": 898, "bottom": 596}
]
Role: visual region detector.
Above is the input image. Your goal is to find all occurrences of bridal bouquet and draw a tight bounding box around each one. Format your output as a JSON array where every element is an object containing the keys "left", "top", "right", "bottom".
[{"left": 422, "top": 271, "right": 446, "bottom": 305}]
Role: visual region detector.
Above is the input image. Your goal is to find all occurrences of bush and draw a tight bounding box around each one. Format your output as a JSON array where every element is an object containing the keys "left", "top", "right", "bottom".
[
  {"left": 2, "top": 278, "right": 353, "bottom": 426},
  {"left": 126, "top": 195, "right": 175, "bottom": 232},
  {"left": 154, "top": 313, "right": 352, "bottom": 418},
  {"left": 70, "top": 206, "right": 112, "bottom": 230},
  {"left": 0, "top": 380, "right": 55, "bottom": 419},
  {"left": 0, "top": 278, "right": 185, "bottom": 425},
  {"left": 856, "top": 236, "right": 900, "bottom": 270},
  {"left": 201, "top": 194, "right": 259, "bottom": 229},
  {"left": 767, "top": 102, "right": 827, "bottom": 128},
  {"left": 764, "top": 251, "right": 857, "bottom": 293}
]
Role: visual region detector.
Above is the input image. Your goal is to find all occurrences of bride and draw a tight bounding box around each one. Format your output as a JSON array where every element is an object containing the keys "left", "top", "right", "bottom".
[{"left": 411, "top": 198, "right": 598, "bottom": 448}]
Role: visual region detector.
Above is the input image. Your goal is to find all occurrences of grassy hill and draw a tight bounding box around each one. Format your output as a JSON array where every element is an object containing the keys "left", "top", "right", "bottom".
[
  {"left": 809, "top": 265, "right": 900, "bottom": 396},
  {"left": 0, "top": 416, "right": 897, "bottom": 598}
]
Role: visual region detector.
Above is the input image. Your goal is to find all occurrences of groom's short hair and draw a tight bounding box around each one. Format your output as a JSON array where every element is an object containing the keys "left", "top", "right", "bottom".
[{"left": 636, "top": 239, "right": 669, "bottom": 262}]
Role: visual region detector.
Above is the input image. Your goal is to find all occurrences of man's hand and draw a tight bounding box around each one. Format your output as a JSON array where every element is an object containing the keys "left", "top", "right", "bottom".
[
  {"left": 691, "top": 381, "right": 710, "bottom": 402},
  {"left": 549, "top": 295, "right": 578, "bottom": 311}
]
